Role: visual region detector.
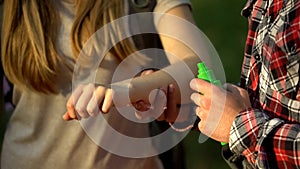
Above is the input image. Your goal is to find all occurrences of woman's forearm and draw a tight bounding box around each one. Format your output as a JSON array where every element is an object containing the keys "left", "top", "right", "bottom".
[{"left": 128, "top": 55, "right": 200, "bottom": 104}]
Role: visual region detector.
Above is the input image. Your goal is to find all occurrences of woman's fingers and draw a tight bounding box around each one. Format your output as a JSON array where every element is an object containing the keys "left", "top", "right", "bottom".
[
  {"left": 86, "top": 86, "right": 106, "bottom": 116},
  {"left": 64, "top": 84, "right": 84, "bottom": 120},
  {"left": 62, "top": 112, "right": 72, "bottom": 121},
  {"left": 64, "top": 84, "right": 113, "bottom": 121},
  {"left": 101, "top": 88, "right": 113, "bottom": 113},
  {"left": 190, "top": 78, "right": 213, "bottom": 95},
  {"left": 79, "top": 85, "right": 113, "bottom": 116},
  {"left": 134, "top": 89, "right": 166, "bottom": 120},
  {"left": 65, "top": 94, "right": 77, "bottom": 120},
  {"left": 75, "top": 84, "right": 94, "bottom": 118},
  {"left": 135, "top": 109, "right": 152, "bottom": 120}
]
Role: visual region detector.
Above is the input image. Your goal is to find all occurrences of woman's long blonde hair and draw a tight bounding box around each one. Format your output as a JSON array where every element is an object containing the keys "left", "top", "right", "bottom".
[{"left": 1, "top": 0, "right": 136, "bottom": 93}]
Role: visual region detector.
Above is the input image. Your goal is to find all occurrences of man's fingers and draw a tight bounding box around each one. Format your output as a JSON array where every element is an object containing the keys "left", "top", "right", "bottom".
[
  {"left": 190, "top": 78, "right": 213, "bottom": 95},
  {"left": 224, "top": 83, "right": 249, "bottom": 98},
  {"left": 224, "top": 83, "right": 251, "bottom": 107}
]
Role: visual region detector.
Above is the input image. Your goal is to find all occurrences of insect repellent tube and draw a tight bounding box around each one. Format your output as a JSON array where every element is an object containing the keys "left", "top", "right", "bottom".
[{"left": 197, "top": 62, "right": 227, "bottom": 146}]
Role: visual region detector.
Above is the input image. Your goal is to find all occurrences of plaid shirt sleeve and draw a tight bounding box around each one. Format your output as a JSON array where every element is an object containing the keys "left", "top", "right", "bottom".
[
  {"left": 230, "top": 108, "right": 300, "bottom": 168},
  {"left": 229, "top": 0, "right": 300, "bottom": 168}
]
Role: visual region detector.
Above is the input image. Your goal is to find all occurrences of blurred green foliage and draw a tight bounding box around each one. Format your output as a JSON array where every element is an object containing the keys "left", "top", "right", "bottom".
[
  {"left": 191, "top": 0, "right": 248, "bottom": 83},
  {"left": 182, "top": 1, "right": 248, "bottom": 169}
]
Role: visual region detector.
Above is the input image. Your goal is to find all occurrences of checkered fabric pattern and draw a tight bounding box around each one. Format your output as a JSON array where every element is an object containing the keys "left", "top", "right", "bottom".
[{"left": 229, "top": 0, "right": 300, "bottom": 168}]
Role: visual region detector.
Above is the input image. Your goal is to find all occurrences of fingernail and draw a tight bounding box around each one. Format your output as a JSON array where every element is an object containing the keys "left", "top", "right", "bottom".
[
  {"left": 190, "top": 79, "right": 197, "bottom": 90},
  {"left": 190, "top": 93, "right": 196, "bottom": 101},
  {"left": 102, "top": 107, "right": 108, "bottom": 113}
]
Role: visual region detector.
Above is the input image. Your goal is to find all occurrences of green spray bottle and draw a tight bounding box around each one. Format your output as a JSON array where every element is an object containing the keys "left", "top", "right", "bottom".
[{"left": 197, "top": 62, "right": 227, "bottom": 146}]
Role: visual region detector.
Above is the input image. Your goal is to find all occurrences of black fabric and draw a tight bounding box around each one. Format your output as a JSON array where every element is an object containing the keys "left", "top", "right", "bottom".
[
  {"left": 129, "top": 0, "right": 160, "bottom": 50},
  {"left": 222, "top": 144, "right": 244, "bottom": 169},
  {"left": 0, "top": 1, "right": 5, "bottom": 116},
  {"left": 128, "top": 0, "right": 170, "bottom": 69},
  {"left": 221, "top": 144, "right": 253, "bottom": 169},
  {"left": 0, "top": 0, "right": 13, "bottom": 107}
]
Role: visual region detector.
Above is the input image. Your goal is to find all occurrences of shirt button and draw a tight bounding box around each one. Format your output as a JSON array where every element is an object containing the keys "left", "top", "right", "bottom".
[
  {"left": 254, "top": 54, "right": 261, "bottom": 61},
  {"left": 254, "top": 151, "right": 258, "bottom": 157}
]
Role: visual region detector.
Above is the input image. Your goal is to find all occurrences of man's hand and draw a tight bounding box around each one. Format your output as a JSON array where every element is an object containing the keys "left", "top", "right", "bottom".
[{"left": 190, "top": 78, "right": 251, "bottom": 142}]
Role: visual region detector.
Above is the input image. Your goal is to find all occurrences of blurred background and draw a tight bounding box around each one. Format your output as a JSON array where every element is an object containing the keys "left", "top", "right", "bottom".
[
  {"left": 0, "top": 0, "right": 248, "bottom": 169},
  {"left": 183, "top": 0, "right": 248, "bottom": 169}
]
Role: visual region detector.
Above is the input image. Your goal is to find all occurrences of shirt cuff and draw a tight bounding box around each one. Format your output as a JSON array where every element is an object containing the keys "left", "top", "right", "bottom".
[{"left": 229, "top": 108, "right": 267, "bottom": 163}]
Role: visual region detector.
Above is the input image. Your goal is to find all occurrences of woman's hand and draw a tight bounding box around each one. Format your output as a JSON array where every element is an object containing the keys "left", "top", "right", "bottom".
[
  {"left": 132, "top": 70, "right": 192, "bottom": 123},
  {"left": 63, "top": 83, "right": 113, "bottom": 121},
  {"left": 190, "top": 78, "right": 251, "bottom": 142},
  {"left": 131, "top": 69, "right": 168, "bottom": 121}
]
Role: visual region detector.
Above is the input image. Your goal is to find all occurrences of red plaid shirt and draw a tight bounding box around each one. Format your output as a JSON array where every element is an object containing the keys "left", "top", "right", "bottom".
[{"left": 229, "top": 0, "right": 300, "bottom": 168}]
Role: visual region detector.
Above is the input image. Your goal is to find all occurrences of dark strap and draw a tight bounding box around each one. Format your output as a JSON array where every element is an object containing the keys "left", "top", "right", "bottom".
[
  {"left": 128, "top": 0, "right": 170, "bottom": 69},
  {"left": 130, "top": 0, "right": 157, "bottom": 13},
  {"left": 128, "top": 0, "right": 161, "bottom": 50}
]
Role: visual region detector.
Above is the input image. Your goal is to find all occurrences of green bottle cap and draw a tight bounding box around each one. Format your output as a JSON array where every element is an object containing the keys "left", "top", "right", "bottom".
[
  {"left": 197, "top": 62, "right": 207, "bottom": 73},
  {"left": 197, "top": 62, "right": 211, "bottom": 82},
  {"left": 197, "top": 62, "right": 222, "bottom": 87}
]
